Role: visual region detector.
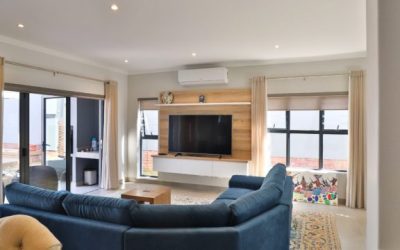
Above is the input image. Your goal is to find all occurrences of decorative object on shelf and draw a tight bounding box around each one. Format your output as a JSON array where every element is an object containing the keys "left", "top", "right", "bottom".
[
  {"left": 290, "top": 171, "right": 338, "bottom": 206},
  {"left": 199, "top": 94, "right": 205, "bottom": 103},
  {"left": 91, "top": 137, "right": 98, "bottom": 151},
  {"left": 161, "top": 91, "right": 174, "bottom": 104}
]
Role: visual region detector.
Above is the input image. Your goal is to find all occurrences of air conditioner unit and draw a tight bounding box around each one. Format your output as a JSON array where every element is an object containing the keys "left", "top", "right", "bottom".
[{"left": 178, "top": 67, "right": 228, "bottom": 86}]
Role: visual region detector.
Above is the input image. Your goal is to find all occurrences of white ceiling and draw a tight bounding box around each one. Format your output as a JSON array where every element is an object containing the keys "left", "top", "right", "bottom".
[{"left": 0, "top": 0, "right": 366, "bottom": 74}]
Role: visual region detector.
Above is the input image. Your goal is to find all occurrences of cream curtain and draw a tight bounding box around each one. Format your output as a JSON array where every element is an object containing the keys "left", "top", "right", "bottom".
[
  {"left": 268, "top": 94, "right": 348, "bottom": 110},
  {"left": 346, "top": 71, "right": 365, "bottom": 208},
  {"left": 250, "top": 76, "right": 267, "bottom": 176},
  {"left": 100, "top": 81, "right": 119, "bottom": 190},
  {"left": 0, "top": 57, "right": 4, "bottom": 204}
]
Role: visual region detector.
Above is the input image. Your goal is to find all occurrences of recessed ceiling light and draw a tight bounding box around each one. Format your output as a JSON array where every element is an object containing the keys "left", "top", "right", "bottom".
[
  {"left": 17, "top": 23, "right": 24, "bottom": 28},
  {"left": 124, "top": 59, "right": 129, "bottom": 63},
  {"left": 274, "top": 45, "right": 280, "bottom": 49},
  {"left": 191, "top": 52, "right": 197, "bottom": 57},
  {"left": 111, "top": 4, "right": 119, "bottom": 11}
]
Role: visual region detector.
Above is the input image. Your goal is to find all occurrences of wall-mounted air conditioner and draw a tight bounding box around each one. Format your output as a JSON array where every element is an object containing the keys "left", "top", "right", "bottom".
[{"left": 178, "top": 67, "right": 228, "bottom": 86}]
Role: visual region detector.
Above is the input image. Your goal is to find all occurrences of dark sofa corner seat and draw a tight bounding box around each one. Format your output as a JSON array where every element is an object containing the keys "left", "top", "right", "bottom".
[
  {"left": 0, "top": 163, "right": 294, "bottom": 250},
  {"left": 124, "top": 163, "right": 293, "bottom": 250},
  {"left": 212, "top": 163, "right": 294, "bottom": 250}
]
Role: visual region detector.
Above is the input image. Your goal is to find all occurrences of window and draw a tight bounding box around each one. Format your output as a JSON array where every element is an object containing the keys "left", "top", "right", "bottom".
[
  {"left": 268, "top": 110, "right": 348, "bottom": 171},
  {"left": 138, "top": 99, "right": 159, "bottom": 177}
]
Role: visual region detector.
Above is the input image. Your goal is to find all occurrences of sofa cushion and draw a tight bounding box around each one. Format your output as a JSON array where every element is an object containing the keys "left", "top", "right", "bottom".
[
  {"left": 261, "top": 163, "right": 287, "bottom": 192},
  {"left": 0, "top": 215, "right": 62, "bottom": 250},
  {"left": 62, "top": 194, "right": 136, "bottom": 226},
  {"left": 5, "top": 182, "right": 68, "bottom": 214},
  {"left": 229, "top": 184, "right": 282, "bottom": 225},
  {"left": 216, "top": 188, "right": 254, "bottom": 200},
  {"left": 212, "top": 198, "right": 235, "bottom": 206},
  {"left": 130, "top": 203, "right": 231, "bottom": 228}
]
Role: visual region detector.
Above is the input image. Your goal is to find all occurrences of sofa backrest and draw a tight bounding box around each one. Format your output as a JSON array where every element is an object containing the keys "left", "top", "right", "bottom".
[
  {"left": 62, "top": 193, "right": 137, "bottom": 226},
  {"left": 229, "top": 164, "right": 287, "bottom": 225},
  {"left": 5, "top": 182, "right": 68, "bottom": 214},
  {"left": 130, "top": 202, "right": 231, "bottom": 228},
  {"left": 228, "top": 175, "right": 264, "bottom": 190},
  {"left": 0, "top": 204, "right": 129, "bottom": 250},
  {"left": 262, "top": 163, "right": 287, "bottom": 192}
]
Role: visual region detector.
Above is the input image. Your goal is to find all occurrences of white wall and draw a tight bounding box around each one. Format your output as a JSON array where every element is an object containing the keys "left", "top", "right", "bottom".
[
  {"left": 377, "top": 1, "right": 400, "bottom": 249},
  {"left": 127, "top": 58, "right": 366, "bottom": 187},
  {"left": 366, "top": 0, "right": 379, "bottom": 248},
  {"left": 0, "top": 41, "right": 128, "bottom": 182}
]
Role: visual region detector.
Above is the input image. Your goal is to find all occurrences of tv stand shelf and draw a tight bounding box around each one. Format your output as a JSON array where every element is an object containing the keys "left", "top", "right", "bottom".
[
  {"left": 155, "top": 102, "right": 251, "bottom": 107},
  {"left": 153, "top": 154, "right": 248, "bottom": 163},
  {"left": 152, "top": 155, "right": 249, "bottom": 178}
]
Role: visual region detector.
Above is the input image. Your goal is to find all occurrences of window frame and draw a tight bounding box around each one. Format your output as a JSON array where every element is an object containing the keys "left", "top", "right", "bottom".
[
  {"left": 139, "top": 106, "right": 159, "bottom": 178},
  {"left": 268, "top": 110, "right": 348, "bottom": 171}
]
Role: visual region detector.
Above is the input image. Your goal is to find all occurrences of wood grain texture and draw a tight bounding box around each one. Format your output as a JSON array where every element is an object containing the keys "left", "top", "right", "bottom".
[
  {"left": 158, "top": 88, "right": 251, "bottom": 160},
  {"left": 160, "top": 88, "right": 251, "bottom": 104},
  {"left": 121, "top": 185, "right": 171, "bottom": 204}
]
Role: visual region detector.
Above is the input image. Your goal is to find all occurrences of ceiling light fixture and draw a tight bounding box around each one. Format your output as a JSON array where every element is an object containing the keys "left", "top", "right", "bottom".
[
  {"left": 124, "top": 59, "right": 129, "bottom": 63},
  {"left": 274, "top": 45, "right": 280, "bottom": 49},
  {"left": 191, "top": 52, "right": 197, "bottom": 57},
  {"left": 17, "top": 23, "right": 24, "bottom": 28},
  {"left": 111, "top": 4, "right": 119, "bottom": 11}
]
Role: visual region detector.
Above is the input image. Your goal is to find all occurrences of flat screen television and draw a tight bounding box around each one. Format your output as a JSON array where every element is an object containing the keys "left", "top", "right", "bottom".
[{"left": 168, "top": 115, "right": 232, "bottom": 155}]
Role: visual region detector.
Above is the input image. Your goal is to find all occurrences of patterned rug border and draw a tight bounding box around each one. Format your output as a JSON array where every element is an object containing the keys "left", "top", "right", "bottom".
[{"left": 291, "top": 211, "right": 341, "bottom": 250}]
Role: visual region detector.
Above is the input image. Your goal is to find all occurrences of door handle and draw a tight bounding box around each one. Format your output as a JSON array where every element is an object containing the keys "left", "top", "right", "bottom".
[
  {"left": 42, "top": 142, "right": 51, "bottom": 150},
  {"left": 21, "top": 148, "right": 27, "bottom": 157}
]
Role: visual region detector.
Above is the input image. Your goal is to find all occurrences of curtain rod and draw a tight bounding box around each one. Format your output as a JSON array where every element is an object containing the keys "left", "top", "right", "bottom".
[
  {"left": 267, "top": 72, "right": 349, "bottom": 81},
  {"left": 5, "top": 60, "right": 106, "bottom": 83}
]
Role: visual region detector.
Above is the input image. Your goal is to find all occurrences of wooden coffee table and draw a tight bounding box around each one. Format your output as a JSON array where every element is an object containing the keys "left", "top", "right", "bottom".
[{"left": 121, "top": 185, "right": 171, "bottom": 204}]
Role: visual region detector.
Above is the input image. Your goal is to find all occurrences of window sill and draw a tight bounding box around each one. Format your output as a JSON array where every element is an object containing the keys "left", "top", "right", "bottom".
[
  {"left": 286, "top": 167, "right": 347, "bottom": 174},
  {"left": 136, "top": 176, "right": 159, "bottom": 181}
]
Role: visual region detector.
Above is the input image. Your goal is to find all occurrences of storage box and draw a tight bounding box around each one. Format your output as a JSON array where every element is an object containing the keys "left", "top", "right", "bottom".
[{"left": 84, "top": 169, "right": 97, "bottom": 185}]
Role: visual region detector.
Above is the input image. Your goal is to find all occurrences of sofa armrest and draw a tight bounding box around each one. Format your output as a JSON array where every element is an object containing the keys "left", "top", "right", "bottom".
[
  {"left": 124, "top": 227, "right": 239, "bottom": 250},
  {"left": 229, "top": 175, "right": 264, "bottom": 190},
  {"left": 279, "top": 176, "right": 294, "bottom": 207},
  {"left": 236, "top": 204, "right": 291, "bottom": 250}
]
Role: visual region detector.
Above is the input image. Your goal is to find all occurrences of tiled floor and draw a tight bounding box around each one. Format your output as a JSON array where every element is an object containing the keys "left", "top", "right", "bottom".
[{"left": 87, "top": 181, "right": 365, "bottom": 250}]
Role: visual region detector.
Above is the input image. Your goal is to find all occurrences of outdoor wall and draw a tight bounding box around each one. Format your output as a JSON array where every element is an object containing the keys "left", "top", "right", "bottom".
[
  {"left": 0, "top": 39, "right": 128, "bottom": 182},
  {"left": 127, "top": 58, "right": 366, "bottom": 190}
]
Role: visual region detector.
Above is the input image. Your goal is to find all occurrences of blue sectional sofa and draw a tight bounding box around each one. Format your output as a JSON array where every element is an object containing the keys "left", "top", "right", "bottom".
[{"left": 0, "top": 164, "right": 293, "bottom": 250}]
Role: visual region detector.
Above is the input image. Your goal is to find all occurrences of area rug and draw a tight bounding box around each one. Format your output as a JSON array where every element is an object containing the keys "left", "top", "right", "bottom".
[{"left": 290, "top": 211, "right": 341, "bottom": 250}]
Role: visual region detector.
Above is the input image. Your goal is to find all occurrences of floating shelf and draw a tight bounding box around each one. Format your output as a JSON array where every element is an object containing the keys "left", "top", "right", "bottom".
[
  {"left": 74, "top": 152, "right": 100, "bottom": 159},
  {"left": 155, "top": 102, "right": 251, "bottom": 107}
]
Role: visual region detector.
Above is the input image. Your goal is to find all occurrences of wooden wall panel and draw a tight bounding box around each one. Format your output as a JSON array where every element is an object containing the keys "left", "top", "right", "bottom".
[
  {"left": 160, "top": 89, "right": 251, "bottom": 104},
  {"left": 158, "top": 88, "right": 252, "bottom": 161}
]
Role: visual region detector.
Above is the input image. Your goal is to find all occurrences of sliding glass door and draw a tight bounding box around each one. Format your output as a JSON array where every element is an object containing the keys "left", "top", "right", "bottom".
[
  {"left": 43, "top": 97, "right": 68, "bottom": 190},
  {"left": 27, "top": 96, "right": 70, "bottom": 191},
  {"left": 2, "top": 91, "right": 20, "bottom": 188},
  {"left": 2, "top": 92, "right": 71, "bottom": 192}
]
